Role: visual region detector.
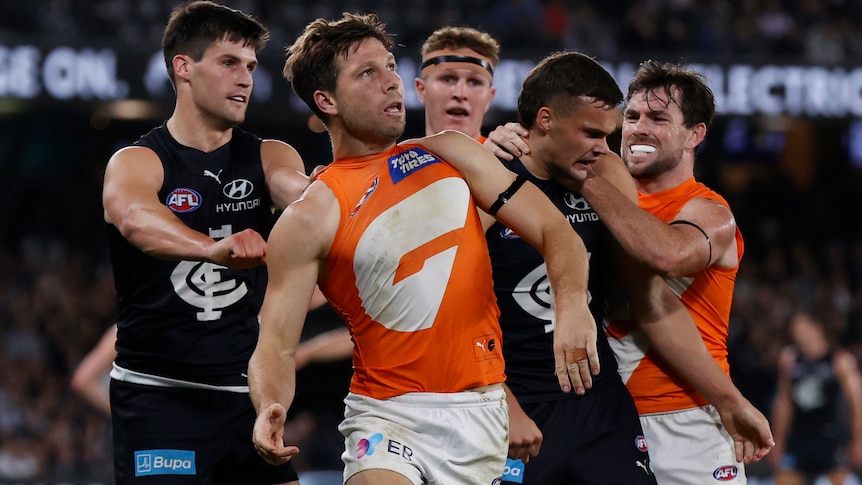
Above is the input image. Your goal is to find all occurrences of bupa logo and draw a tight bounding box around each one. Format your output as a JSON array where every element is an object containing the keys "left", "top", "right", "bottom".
[
  {"left": 502, "top": 458, "right": 524, "bottom": 484},
  {"left": 166, "top": 188, "right": 201, "bottom": 213},
  {"left": 223, "top": 179, "right": 254, "bottom": 200},
  {"left": 713, "top": 465, "right": 738, "bottom": 481},
  {"left": 635, "top": 434, "right": 648, "bottom": 452},
  {"left": 134, "top": 449, "right": 196, "bottom": 476}
]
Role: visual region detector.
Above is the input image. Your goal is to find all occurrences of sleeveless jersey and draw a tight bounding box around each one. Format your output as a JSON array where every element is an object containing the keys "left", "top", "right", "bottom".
[
  {"left": 787, "top": 351, "right": 849, "bottom": 448},
  {"left": 317, "top": 143, "right": 505, "bottom": 400},
  {"left": 607, "top": 177, "right": 744, "bottom": 414},
  {"left": 106, "top": 123, "right": 273, "bottom": 387},
  {"left": 485, "top": 157, "right": 618, "bottom": 404}
]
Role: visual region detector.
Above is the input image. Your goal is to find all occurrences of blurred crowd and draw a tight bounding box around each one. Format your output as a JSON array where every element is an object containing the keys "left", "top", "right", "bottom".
[
  {"left": 1, "top": 0, "right": 862, "bottom": 482},
  {"left": 1, "top": 0, "right": 862, "bottom": 65}
]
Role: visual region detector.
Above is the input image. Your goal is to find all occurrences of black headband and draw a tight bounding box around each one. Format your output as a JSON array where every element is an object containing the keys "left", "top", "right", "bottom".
[{"left": 421, "top": 55, "right": 494, "bottom": 76}]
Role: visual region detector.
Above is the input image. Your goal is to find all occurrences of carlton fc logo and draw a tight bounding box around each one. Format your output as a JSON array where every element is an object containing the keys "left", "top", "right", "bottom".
[{"left": 223, "top": 179, "right": 254, "bottom": 200}]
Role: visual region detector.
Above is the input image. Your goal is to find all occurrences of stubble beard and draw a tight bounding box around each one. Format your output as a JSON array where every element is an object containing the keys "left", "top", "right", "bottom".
[{"left": 625, "top": 148, "right": 683, "bottom": 181}]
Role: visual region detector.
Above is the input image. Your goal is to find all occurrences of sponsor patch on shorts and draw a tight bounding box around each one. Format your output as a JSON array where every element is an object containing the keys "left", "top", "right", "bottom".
[
  {"left": 134, "top": 449, "right": 196, "bottom": 476},
  {"left": 713, "top": 464, "right": 738, "bottom": 481},
  {"left": 502, "top": 458, "right": 524, "bottom": 483}
]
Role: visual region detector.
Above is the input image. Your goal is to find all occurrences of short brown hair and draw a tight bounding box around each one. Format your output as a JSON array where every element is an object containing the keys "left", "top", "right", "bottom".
[
  {"left": 518, "top": 51, "right": 622, "bottom": 129},
  {"left": 162, "top": 1, "right": 269, "bottom": 87},
  {"left": 284, "top": 12, "right": 394, "bottom": 119},
  {"left": 420, "top": 26, "right": 500, "bottom": 66},
  {"left": 626, "top": 60, "right": 715, "bottom": 129}
]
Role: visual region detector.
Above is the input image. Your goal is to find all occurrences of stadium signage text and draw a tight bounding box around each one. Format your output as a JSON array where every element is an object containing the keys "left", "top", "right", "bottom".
[{"left": 1, "top": 43, "right": 861, "bottom": 118}]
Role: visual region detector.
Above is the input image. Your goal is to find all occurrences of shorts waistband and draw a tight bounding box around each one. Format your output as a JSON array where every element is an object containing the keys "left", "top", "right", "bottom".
[
  {"left": 348, "top": 386, "right": 505, "bottom": 408},
  {"left": 110, "top": 363, "right": 249, "bottom": 393}
]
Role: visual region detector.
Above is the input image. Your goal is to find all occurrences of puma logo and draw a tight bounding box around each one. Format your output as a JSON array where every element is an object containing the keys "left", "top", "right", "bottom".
[
  {"left": 476, "top": 340, "right": 486, "bottom": 351},
  {"left": 204, "top": 169, "right": 223, "bottom": 184},
  {"left": 636, "top": 460, "right": 651, "bottom": 475}
]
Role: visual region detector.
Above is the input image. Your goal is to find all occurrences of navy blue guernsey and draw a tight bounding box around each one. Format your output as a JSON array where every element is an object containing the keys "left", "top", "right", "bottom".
[
  {"left": 788, "top": 351, "right": 849, "bottom": 447},
  {"left": 486, "top": 157, "right": 619, "bottom": 404},
  {"left": 106, "top": 124, "right": 273, "bottom": 387}
]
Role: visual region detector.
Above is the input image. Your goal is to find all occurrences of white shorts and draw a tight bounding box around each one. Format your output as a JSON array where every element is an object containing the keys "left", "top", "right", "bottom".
[
  {"left": 339, "top": 389, "right": 508, "bottom": 485},
  {"left": 640, "top": 405, "right": 747, "bottom": 484}
]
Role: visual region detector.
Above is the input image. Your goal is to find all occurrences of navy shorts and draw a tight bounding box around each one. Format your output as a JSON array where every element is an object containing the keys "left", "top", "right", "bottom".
[
  {"left": 110, "top": 379, "right": 299, "bottom": 484},
  {"left": 783, "top": 437, "right": 849, "bottom": 476},
  {"left": 503, "top": 382, "right": 657, "bottom": 485}
]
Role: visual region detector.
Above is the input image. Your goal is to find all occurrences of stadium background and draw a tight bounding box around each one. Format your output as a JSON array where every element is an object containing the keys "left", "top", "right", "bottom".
[{"left": 1, "top": 0, "right": 862, "bottom": 483}]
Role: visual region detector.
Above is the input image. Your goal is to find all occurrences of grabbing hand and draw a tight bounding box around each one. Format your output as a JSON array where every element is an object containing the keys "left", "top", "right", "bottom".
[
  {"left": 252, "top": 403, "right": 301, "bottom": 466},
  {"left": 484, "top": 123, "right": 530, "bottom": 161}
]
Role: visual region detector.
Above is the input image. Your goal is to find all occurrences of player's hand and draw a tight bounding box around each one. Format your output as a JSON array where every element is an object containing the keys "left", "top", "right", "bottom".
[
  {"left": 306, "top": 165, "right": 327, "bottom": 188},
  {"left": 484, "top": 122, "right": 530, "bottom": 161},
  {"left": 553, "top": 306, "right": 599, "bottom": 395},
  {"left": 208, "top": 228, "right": 267, "bottom": 269},
  {"left": 252, "top": 403, "right": 300, "bottom": 466},
  {"left": 507, "top": 401, "right": 543, "bottom": 463},
  {"left": 717, "top": 399, "right": 775, "bottom": 464}
]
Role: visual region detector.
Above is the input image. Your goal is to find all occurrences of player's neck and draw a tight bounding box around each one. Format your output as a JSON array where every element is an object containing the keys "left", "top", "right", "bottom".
[
  {"left": 166, "top": 112, "right": 234, "bottom": 154},
  {"left": 635, "top": 158, "right": 695, "bottom": 194},
  {"left": 330, "top": 132, "right": 397, "bottom": 160}
]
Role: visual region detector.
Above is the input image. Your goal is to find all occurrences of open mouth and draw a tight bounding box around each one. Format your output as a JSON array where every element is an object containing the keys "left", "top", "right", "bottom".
[
  {"left": 446, "top": 107, "right": 469, "bottom": 118},
  {"left": 385, "top": 102, "right": 403, "bottom": 114},
  {"left": 228, "top": 95, "right": 247, "bottom": 104}
]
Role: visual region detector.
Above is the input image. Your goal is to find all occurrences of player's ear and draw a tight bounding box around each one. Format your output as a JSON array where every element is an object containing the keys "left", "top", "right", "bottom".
[
  {"left": 415, "top": 77, "right": 427, "bottom": 104},
  {"left": 685, "top": 122, "right": 707, "bottom": 150},
  {"left": 536, "top": 106, "right": 552, "bottom": 133},
  {"left": 314, "top": 90, "right": 337, "bottom": 116},
  {"left": 172, "top": 54, "right": 192, "bottom": 83}
]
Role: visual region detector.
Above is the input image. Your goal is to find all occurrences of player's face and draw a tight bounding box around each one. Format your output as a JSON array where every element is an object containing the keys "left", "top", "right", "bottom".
[
  {"left": 544, "top": 99, "right": 617, "bottom": 183},
  {"left": 332, "top": 38, "right": 405, "bottom": 145},
  {"left": 621, "top": 87, "right": 690, "bottom": 180},
  {"left": 416, "top": 49, "right": 495, "bottom": 139},
  {"left": 188, "top": 39, "right": 258, "bottom": 128}
]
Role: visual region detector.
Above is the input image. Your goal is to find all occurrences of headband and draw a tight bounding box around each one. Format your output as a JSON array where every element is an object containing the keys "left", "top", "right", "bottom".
[{"left": 421, "top": 55, "right": 494, "bottom": 76}]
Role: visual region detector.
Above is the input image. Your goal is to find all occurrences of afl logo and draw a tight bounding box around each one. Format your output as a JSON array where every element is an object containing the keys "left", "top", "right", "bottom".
[
  {"left": 223, "top": 179, "right": 254, "bottom": 200},
  {"left": 713, "top": 465, "right": 738, "bottom": 481},
  {"left": 500, "top": 227, "right": 520, "bottom": 239},
  {"left": 166, "top": 188, "right": 201, "bottom": 213},
  {"left": 564, "top": 192, "right": 590, "bottom": 211},
  {"left": 635, "top": 435, "right": 648, "bottom": 452}
]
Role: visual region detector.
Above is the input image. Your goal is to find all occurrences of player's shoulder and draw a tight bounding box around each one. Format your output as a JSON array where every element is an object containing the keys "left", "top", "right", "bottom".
[
  {"left": 106, "top": 144, "right": 161, "bottom": 172},
  {"left": 404, "top": 130, "right": 476, "bottom": 150}
]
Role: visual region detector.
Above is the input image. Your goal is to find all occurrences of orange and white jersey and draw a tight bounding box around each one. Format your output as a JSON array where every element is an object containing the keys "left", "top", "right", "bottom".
[
  {"left": 316, "top": 143, "right": 505, "bottom": 400},
  {"left": 606, "top": 178, "right": 744, "bottom": 414}
]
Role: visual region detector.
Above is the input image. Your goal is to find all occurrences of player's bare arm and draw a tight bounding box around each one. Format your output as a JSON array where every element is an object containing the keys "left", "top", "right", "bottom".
[
  {"left": 603, "top": 155, "right": 773, "bottom": 464},
  {"left": 103, "top": 146, "right": 267, "bottom": 268},
  {"left": 419, "top": 130, "right": 598, "bottom": 394},
  {"left": 579, "top": 171, "right": 738, "bottom": 278},
  {"left": 248, "top": 179, "right": 338, "bottom": 466},
  {"left": 261, "top": 139, "right": 309, "bottom": 210},
  {"left": 504, "top": 383, "right": 543, "bottom": 463}
]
